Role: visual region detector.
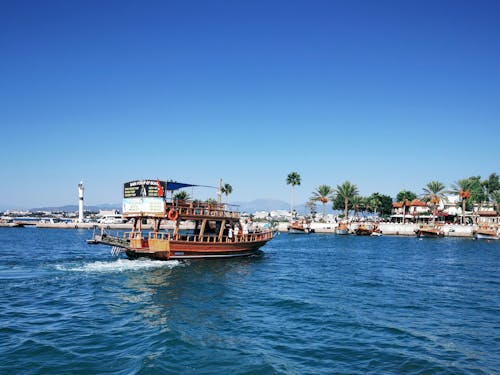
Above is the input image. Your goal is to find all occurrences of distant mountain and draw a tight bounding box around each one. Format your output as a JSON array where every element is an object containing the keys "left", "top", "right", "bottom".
[
  {"left": 230, "top": 199, "right": 289, "bottom": 213},
  {"left": 29, "top": 203, "right": 121, "bottom": 212},
  {"left": 10, "top": 199, "right": 337, "bottom": 215}
]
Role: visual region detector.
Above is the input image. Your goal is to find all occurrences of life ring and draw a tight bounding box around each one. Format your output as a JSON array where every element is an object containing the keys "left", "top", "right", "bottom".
[{"left": 168, "top": 209, "right": 179, "bottom": 221}]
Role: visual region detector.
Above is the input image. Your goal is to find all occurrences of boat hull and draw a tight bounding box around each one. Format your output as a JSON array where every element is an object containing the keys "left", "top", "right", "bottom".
[
  {"left": 354, "top": 228, "right": 373, "bottom": 236},
  {"left": 126, "top": 239, "right": 270, "bottom": 260},
  {"left": 416, "top": 230, "right": 444, "bottom": 238},
  {"left": 335, "top": 229, "right": 349, "bottom": 235},
  {"left": 288, "top": 228, "right": 311, "bottom": 234},
  {"left": 475, "top": 233, "right": 499, "bottom": 240}
]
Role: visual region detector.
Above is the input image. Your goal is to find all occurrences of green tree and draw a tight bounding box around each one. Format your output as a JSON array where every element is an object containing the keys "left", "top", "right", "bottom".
[
  {"left": 423, "top": 181, "right": 446, "bottom": 222},
  {"left": 378, "top": 194, "right": 394, "bottom": 216},
  {"left": 450, "top": 179, "right": 472, "bottom": 224},
  {"left": 366, "top": 194, "right": 380, "bottom": 214},
  {"left": 396, "top": 190, "right": 417, "bottom": 202},
  {"left": 350, "top": 195, "right": 365, "bottom": 218},
  {"left": 332, "top": 194, "right": 344, "bottom": 212},
  {"left": 366, "top": 193, "right": 392, "bottom": 216},
  {"left": 206, "top": 198, "right": 217, "bottom": 205},
  {"left": 422, "top": 181, "right": 446, "bottom": 202},
  {"left": 482, "top": 173, "right": 500, "bottom": 200},
  {"left": 396, "top": 190, "right": 417, "bottom": 218},
  {"left": 467, "top": 176, "right": 487, "bottom": 206},
  {"left": 334, "top": 181, "right": 359, "bottom": 220},
  {"left": 311, "top": 185, "right": 334, "bottom": 220},
  {"left": 491, "top": 190, "right": 500, "bottom": 212},
  {"left": 286, "top": 172, "right": 301, "bottom": 215},
  {"left": 221, "top": 183, "right": 233, "bottom": 203},
  {"left": 174, "top": 191, "right": 190, "bottom": 201}
]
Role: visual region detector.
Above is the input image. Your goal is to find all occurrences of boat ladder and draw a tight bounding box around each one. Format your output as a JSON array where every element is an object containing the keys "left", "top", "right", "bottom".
[{"left": 111, "top": 246, "right": 125, "bottom": 256}]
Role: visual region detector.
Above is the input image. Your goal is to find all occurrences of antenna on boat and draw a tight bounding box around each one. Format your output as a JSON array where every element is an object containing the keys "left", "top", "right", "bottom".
[{"left": 217, "top": 178, "right": 222, "bottom": 204}]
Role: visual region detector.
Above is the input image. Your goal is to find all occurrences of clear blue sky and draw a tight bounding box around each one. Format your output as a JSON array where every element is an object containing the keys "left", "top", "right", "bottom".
[{"left": 1, "top": 0, "right": 499, "bottom": 209}]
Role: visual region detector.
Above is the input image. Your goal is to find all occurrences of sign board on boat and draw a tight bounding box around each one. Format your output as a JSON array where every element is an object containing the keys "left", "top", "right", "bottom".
[
  {"left": 123, "top": 180, "right": 166, "bottom": 198},
  {"left": 122, "top": 180, "right": 166, "bottom": 214},
  {"left": 122, "top": 197, "right": 165, "bottom": 214}
]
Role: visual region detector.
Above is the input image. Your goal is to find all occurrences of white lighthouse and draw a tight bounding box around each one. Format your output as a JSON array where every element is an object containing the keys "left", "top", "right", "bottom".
[{"left": 78, "top": 181, "right": 84, "bottom": 223}]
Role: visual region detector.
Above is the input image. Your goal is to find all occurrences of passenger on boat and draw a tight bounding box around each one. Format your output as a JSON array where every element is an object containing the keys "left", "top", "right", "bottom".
[
  {"left": 247, "top": 219, "right": 253, "bottom": 233},
  {"left": 228, "top": 227, "right": 233, "bottom": 241}
]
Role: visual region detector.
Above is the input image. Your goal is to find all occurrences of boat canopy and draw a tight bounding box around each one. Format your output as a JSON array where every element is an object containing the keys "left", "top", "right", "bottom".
[
  {"left": 166, "top": 181, "right": 216, "bottom": 191},
  {"left": 166, "top": 182, "right": 198, "bottom": 191}
]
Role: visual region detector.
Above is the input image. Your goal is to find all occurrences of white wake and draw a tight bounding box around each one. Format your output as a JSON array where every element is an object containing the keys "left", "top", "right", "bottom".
[{"left": 56, "top": 258, "right": 182, "bottom": 273}]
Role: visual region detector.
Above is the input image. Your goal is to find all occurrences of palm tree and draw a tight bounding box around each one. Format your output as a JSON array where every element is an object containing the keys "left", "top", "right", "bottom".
[
  {"left": 174, "top": 191, "right": 190, "bottom": 202},
  {"left": 491, "top": 190, "right": 500, "bottom": 213},
  {"left": 482, "top": 173, "right": 500, "bottom": 201},
  {"left": 367, "top": 195, "right": 381, "bottom": 215},
  {"left": 422, "top": 181, "right": 446, "bottom": 222},
  {"left": 311, "top": 185, "right": 334, "bottom": 220},
  {"left": 335, "top": 181, "right": 359, "bottom": 220},
  {"left": 396, "top": 190, "right": 417, "bottom": 202},
  {"left": 221, "top": 183, "right": 233, "bottom": 203},
  {"left": 396, "top": 190, "right": 416, "bottom": 219},
  {"left": 286, "top": 172, "right": 301, "bottom": 215},
  {"left": 450, "top": 179, "right": 472, "bottom": 224},
  {"left": 350, "top": 195, "right": 364, "bottom": 218}
]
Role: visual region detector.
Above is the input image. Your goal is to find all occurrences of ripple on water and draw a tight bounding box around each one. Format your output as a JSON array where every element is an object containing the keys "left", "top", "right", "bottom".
[{"left": 0, "top": 230, "right": 499, "bottom": 374}]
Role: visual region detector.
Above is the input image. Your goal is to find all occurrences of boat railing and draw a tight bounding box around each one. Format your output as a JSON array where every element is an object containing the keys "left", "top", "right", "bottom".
[
  {"left": 181, "top": 206, "right": 239, "bottom": 218},
  {"left": 125, "top": 229, "right": 272, "bottom": 244},
  {"left": 166, "top": 201, "right": 239, "bottom": 219},
  {"left": 148, "top": 232, "right": 171, "bottom": 240},
  {"left": 124, "top": 232, "right": 144, "bottom": 240},
  {"left": 160, "top": 229, "right": 273, "bottom": 243},
  {"left": 124, "top": 231, "right": 149, "bottom": 248}
]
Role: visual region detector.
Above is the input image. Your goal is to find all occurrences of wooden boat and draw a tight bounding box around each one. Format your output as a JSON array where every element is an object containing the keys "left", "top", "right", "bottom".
[
  {"left": 287, "top": 221, "right": 313, "bottom": 234},
  {"left": 89, "top": 179, "right": 275, "bottom": 260},
  {"left": 475, "top": 226, "right": 499, "bottom": 240},
  {"left": 335, "top": 222, "right": 349, "bottom": 235},
  {"left": 353, "top": 224, "right": 375, "bottom": 236},
  {"left": 415, "top": 224, "right": 444, "bottom": 238}
]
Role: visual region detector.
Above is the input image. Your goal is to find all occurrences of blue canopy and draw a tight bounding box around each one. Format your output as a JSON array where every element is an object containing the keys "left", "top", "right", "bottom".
[{"left": 165, "top": 181, "right": 216, "bottom": 191}]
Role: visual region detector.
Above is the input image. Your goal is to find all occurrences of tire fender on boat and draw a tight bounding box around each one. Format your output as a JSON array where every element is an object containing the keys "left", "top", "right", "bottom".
[{"left": 168, "top": 209, "right": 179, "bottom": 221}]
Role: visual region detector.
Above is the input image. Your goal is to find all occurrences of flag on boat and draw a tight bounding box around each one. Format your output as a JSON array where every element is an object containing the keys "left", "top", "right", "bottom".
[{"left": 157, "top": 179, "right": 164, "bottom": 197}]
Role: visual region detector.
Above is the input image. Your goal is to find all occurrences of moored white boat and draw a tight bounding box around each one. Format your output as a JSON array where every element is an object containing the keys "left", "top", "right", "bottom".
[
  {"left": 287, "top": 221, "right": 313, "bottom": 234},
  {"left": 475, "top": 226, "right": 499, "bottom": 240},
  {"left": 335, "top": 223, "right": 349, "bottom": 235}
]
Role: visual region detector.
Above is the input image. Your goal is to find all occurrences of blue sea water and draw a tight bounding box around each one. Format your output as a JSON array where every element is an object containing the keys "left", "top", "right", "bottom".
[{"left": 0, "top": 228, "right": 499, "bottom": 374}]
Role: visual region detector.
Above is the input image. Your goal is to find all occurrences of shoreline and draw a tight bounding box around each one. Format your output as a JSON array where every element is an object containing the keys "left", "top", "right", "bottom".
[{"left": 1, "top": 221, "right": 482, "bottom": 238}]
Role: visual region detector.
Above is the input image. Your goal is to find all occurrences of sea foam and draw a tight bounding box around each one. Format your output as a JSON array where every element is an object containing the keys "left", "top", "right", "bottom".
[{"left": 56, "top": 258, "right": 181, "bottom": 273}]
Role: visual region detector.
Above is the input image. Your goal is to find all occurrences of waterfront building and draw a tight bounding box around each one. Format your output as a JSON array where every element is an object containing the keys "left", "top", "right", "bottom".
[
  {"left": 98, "top": 209, "right": 121, "bottom": 218},
  {"left": 476, "top": 210, "right": 499, "bottom": 225},
  {"left": 391, "top": 199, "right": 431, "bottom": 223},
  {"left": 253, "top": 211, "right": 269, "bottom": 220},
  {"left": 269, "top": 210, "right": 292, "bottom": 221}
]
